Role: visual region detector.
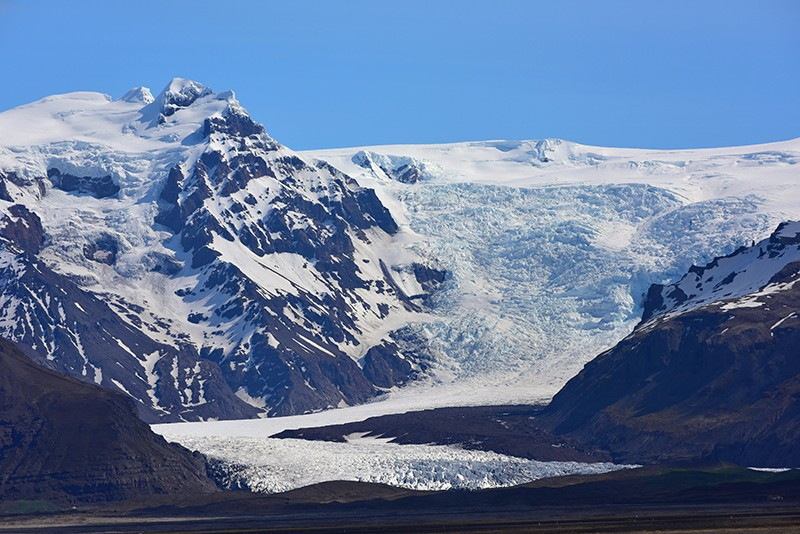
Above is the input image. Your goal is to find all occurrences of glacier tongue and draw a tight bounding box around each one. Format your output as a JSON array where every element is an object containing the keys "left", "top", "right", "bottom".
[{"left": 169, "top": 434, "right": 634, "bottom": 493}]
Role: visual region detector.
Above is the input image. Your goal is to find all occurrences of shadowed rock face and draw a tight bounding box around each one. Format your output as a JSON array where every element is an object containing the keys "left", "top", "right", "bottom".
[
  {"left": 0, "top": 204, "right": 44, "bottom": 254},
  {"left": 47, "top": 168, "right": 120, "bottom": 199},
  {"left": 0, "top": 337, "right": 218, "bottom": 504},
  {"left": 543, "top": 249, "right": 800, "bottom": 466}
]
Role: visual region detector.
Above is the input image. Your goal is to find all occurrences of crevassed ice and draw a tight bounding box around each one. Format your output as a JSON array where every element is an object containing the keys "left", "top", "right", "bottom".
[
  {"left": 169, "top": 434, "right": 636, "bottom": 493},
  {"left": 389, "top": 182, "right": 771, "bottom": 401}
]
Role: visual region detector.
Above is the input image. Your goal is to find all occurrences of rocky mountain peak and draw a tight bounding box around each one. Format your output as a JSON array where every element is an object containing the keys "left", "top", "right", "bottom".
[
  {"left": 0, "top": 81, "right": 444, "bottom": 421},
  {"left": 157, "top": 78, "right": 212, "bottom": 114}
]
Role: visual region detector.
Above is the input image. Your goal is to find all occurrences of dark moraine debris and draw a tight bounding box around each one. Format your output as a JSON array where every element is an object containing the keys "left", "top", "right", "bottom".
[{"left": 275, "top": 405, "right": 609, "bottom": 463}]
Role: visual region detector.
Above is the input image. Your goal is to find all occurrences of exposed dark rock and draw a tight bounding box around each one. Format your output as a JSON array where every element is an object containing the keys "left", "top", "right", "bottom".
[
  {"left": 0, "top": 205, "right": 44, "bottom": 254},
  {"left": 82, "top": 234, "right": 119, "bottom": 265},
  {"left": 361, "top": 341, "right": 413, "bottom": 389},
  {"left": 154, "top": 166, "right": 185, "bottom": 232},
  {"left": 361, "top": 329, "right": 433, "bottom": 389},
  {"left": 203, "top": 106, "right": 266, "bottom": 139},
  {"left": 392, "top": 164, "right": 423, "bottom": 184},
  {"left": 356, "top": 188, "right": 398, "bottom": 235},
  {"left": 0, "top": 337, "right": 218, "bottom": 504},
  {"left": 191, "top": 245, "right": 221, "bottom": 269},
  {"left": 412, "top": 263, "right": 448, "bottom": 295},
  {"left": 187, "top": 312, "right": 206, "bottom": 324},
  {"left": 0, "top": 173, "right": 11, "bottom": 202},
  {"left": 160, "top": 165, "right": 182, "bottom": 204},
  {"left": 47, "top": 168, "right": 120, "bottom": 199}
]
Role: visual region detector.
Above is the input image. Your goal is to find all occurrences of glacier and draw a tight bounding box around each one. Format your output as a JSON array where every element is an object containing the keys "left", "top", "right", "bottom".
[
  {"left": 304, "top": 138, "right": 800, "bottom": 404},
  {"left": 164, "top": 432, "right": 635, "bottom": 493},
  {"left": 2, "top": 80, "right": 800, "bottom": 492}
]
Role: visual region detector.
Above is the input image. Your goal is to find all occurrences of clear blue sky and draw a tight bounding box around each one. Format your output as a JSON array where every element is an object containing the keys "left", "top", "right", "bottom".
[{"left": 1, "top": 0, "right": 797, "bottom": 150}]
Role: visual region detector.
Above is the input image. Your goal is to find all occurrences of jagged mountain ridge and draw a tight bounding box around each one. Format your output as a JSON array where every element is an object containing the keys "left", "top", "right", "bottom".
[
  {"left": 0, "top": 79, "right": 443, "bottom": 421},
  {"left": 640, "top": 221, "right": 800, "bottom": 324}
]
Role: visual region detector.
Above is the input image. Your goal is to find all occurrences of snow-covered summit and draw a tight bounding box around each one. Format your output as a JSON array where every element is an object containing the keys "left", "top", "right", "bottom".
[
  {"left": 0, "top": 80, "right": 440, "bottom": 421},
  {"left": 118, "top": 86, "right": 154, "bottom": 104},
  {"left": 0, "top": 78, "right": 250, "bottom": 154}
]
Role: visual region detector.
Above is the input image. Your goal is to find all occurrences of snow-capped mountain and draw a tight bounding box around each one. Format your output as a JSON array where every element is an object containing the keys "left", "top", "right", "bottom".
[{"left": 0, "top": 79, "right": 443, "bottom": 421}]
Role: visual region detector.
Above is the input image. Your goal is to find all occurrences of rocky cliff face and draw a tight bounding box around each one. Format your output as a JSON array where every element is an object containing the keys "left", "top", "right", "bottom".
[
  {"left": 542, "top": 223, "right": 800, "bottom": 466},
  {"left": 0, "top": 337, "right": 218, "bottom": 504},
  {"left": 0, "top": 79, "right": 444, "bottom": 421}
]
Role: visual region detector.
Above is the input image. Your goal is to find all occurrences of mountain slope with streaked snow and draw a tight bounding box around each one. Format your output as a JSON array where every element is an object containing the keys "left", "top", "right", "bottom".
[{"left": 0, "top": 80, "right": 443, "bottom": 421}]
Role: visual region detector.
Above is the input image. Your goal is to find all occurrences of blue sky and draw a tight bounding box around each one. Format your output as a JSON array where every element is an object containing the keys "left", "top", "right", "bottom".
[{"left": 0, "top": 0, "right": 797, "bottom": 150}]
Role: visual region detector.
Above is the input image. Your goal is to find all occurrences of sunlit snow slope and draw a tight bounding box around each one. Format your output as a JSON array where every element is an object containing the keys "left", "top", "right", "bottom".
[{"left": 305, "top": 138, "right": 800, "bottom": 405}]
